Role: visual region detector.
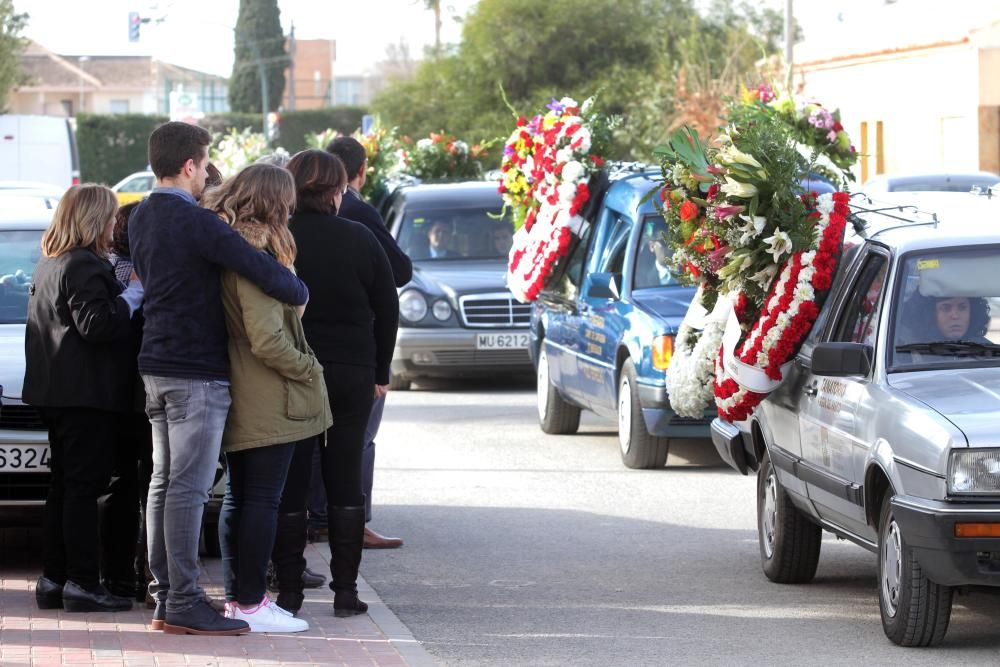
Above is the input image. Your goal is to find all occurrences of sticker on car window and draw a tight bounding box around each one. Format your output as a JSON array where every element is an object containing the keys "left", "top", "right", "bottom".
[{"left": 917, "top": 259, "right": 940, "bottom": 270}]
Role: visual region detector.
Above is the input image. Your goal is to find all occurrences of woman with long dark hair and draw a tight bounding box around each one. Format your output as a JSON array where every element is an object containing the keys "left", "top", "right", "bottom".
[
  {"left": 24, "top": 184, "right": 143, "bottom": 612},
  {"left": 283, "top": 149, "right": 398, "bottom": 617}
]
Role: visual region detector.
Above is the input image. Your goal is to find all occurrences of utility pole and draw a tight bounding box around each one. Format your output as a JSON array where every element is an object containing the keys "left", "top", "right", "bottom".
[
  {"left": 784, "top": 0, "right": 794, "bottom": 92},
  {"left": 288, "top": 22, "right": 296, "bottom": 111}
]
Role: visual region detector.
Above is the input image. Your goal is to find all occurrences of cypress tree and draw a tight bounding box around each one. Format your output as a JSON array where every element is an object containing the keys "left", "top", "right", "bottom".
[{"left": 229, "top": 0, "right": 286, "bottom": 113}]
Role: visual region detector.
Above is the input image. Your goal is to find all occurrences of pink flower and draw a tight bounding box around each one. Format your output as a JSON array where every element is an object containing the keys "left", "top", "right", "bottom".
[{"left": 714, "top": 204, "right": 745, "bottom": 220}]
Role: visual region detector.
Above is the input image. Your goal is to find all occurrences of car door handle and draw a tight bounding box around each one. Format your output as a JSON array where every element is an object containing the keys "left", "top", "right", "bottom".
[{"left": 804, "top": 382, "right": 818, "bottom": 397}]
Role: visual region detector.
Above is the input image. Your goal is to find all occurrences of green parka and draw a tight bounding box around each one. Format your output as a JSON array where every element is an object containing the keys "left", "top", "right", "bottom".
[{"left": 220, "top": 221, "right": 332, "bottom": 452}]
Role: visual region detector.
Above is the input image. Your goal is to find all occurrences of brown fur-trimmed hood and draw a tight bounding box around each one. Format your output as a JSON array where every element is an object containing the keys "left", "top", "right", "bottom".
[{"left": 231, "top": 219, "right": 271, "bottom": 251}]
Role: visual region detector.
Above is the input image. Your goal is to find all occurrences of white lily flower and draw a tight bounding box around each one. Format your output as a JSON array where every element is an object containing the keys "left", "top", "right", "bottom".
[
  {"left": 721, "top": 176, "right": 758, "bottom": 199},
  {"left": 750, "top": 264, "right": 778, "bottom": 289},
  {"left": 737, "top": 214, "right": 768, "bottom": 245},
  {"left": 719, "top": 144, "right": 763, "bottom": 169},
  {"left": 763, "top": 228, "right": 792, "bottom": 263}
]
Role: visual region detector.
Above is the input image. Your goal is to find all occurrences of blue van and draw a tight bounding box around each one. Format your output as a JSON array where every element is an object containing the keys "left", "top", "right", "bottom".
[{"left": 529, "top": 166, "right": 713, "bottom": 469}]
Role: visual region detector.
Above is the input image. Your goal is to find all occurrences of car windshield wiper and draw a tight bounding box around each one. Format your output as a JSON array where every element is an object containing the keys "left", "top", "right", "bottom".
[{"left": 895, "top": 340, "right": 1000, "bottom": 357}]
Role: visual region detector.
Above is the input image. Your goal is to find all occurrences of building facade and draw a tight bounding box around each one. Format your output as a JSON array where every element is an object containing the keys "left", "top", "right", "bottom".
[{"left": 10, "top": 41, "right": 229, "bottom": 118}]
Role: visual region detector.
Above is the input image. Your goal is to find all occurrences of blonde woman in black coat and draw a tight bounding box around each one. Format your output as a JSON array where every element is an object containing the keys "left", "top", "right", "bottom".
[{"left": 23, "top": 184, "right": 143, "bottom": 612}]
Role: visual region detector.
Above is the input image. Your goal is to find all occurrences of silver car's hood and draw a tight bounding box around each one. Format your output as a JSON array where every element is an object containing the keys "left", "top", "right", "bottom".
[
  {"left": 0, "top": 323, "right": 25, "bottom": 400},
  {"left": 890, "top": 367, "right": 1000, "bottom": 446}
]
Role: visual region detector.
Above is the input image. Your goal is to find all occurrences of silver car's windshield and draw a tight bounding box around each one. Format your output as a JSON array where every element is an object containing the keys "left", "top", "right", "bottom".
[
  {"left": 892, "top": 247, "right": 1000, "bottom": 370},
  {"left": 0, "top": 230, "right": 43, "bottom": 324},
  {"left": 397, "top": 208, "right": 513, "bottom": 261}
]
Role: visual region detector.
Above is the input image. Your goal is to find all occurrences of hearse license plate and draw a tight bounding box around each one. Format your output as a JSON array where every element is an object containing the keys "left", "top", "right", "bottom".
[
  {"left": 476, "top": 332, "right": 530, "bottom": 350},
  {"left": 0, "top": 445, "right": 51, "bottom": 472}
]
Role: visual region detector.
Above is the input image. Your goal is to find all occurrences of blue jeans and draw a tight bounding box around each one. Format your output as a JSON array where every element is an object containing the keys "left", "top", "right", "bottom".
[
  {"left": 219, "top": 442, "right": 296, "bottom": 605},
  {"left": 143, "top": 375, "right": 231, "bottom": 614}
]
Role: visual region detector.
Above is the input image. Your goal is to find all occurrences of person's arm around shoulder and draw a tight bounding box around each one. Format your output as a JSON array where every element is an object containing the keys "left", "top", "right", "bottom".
[
  {"left": 233, "top": 274, "right": 320, "bottom": 382},
  {"left": 197, "top": 210, "right": 309, "bottom": 306},
  {"left": 63, "top": 252, "right": 134, "bottom": 343}
]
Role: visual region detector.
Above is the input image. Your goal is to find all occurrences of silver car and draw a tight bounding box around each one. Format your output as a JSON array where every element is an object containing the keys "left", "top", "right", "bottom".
[
  {"left": 712, "top": 192, "right": 1000, "bottom": 646},
  {"left": 0, "top": 213, "right": 51, "bottom": 521}
]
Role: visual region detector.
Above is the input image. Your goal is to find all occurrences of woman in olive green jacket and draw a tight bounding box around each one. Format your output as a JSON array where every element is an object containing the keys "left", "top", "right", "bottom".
[{"left": 203, "top": 163, "right": 331, "bottom": 633}]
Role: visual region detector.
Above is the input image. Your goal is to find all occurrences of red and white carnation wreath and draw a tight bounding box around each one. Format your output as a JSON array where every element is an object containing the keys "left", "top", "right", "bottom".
[{"left": 713, "top": 191, "right": 850, "bottom": 422}]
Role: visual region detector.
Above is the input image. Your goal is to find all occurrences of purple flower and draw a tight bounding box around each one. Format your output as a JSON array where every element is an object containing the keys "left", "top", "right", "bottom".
[
  {"left": 546, "top": 98, "right": 565, "bottom": 113},
  {"left": 504, "top": 144, "right": 515, "bottom": 156},
  {"left": 808, "top": 108, "right": 834, "bottom": 130}
]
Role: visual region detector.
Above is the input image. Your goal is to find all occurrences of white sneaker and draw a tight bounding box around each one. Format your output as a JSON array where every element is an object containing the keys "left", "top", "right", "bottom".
[{"left": 224, "top": 597, "right": 308, "bottom": 633}]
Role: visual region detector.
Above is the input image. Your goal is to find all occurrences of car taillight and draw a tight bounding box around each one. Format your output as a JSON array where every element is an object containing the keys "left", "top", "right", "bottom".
[{"left": 652, "top": 335, "right": 674, "bottom": 370}]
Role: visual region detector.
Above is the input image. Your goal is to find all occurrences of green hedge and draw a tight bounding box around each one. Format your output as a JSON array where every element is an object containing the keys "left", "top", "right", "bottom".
[
  {"left": 277, "top": 107, "right": 367, "bottom": 153},
  {"left": 76, "top": 113, "right": 167, "bottom": 185},
  {"left": 77, "top": 107, "right": 368, "bottom": 185}
]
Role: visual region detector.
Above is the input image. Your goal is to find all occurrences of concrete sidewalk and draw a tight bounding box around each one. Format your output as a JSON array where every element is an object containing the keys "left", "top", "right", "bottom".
[{"left": 0, "top": 542, "right": 437, "bottom": 667}]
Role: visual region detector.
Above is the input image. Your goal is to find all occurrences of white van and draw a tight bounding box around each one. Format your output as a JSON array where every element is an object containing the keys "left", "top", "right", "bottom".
[{"left": 0, "top": 115, "right": 80, "bottom": 189}]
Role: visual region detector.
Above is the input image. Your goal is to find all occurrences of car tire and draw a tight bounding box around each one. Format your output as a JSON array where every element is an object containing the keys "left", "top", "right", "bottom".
[
  {"left": 388, "top": 373, "right": 411, "bottom": 391},
  {"left": 757, "top": 448, "right": 821, "bottom": 583},
  {"left": 877, "top": 491, "right": 953, "bottom": 646},
  {"left": 617, "top": 361, "right": 669, "bottom": 469},
  {"left": 537, "top": 345, "right": 581, "bottom": 435}
]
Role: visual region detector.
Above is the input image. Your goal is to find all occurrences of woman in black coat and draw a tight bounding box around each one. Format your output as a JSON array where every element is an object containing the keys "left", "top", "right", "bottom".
[
  {"left": 280, "top": 150, "right": 398, "bottom": 617},
  {"left": 23, "top": 184, "right": 144, "bottom": 613}
]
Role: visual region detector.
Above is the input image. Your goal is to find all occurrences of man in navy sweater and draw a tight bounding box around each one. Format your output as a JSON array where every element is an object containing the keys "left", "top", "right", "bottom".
[
  {"left": 129, "top": 122, "right": 309, "bottom": 635},
  {"left": 325, "top": 136, "right": 410, "bottom": 549}
]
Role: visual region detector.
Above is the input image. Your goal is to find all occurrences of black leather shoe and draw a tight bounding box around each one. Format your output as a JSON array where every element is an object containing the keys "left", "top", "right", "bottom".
[
  {"left": 35, "top": 576, "right": 64, "bottom": 610},
  {"left": 62, "top": 581, "right": 133, "bottom": 613},
  {"left": 101, "top": 578, "right": 137, "bottom": 599},
  {"left": 302, "top": 566, "right": 326, "bottom": 589},
  {"left": 163, "top": 599, "right": 249, "bottom": 636}
]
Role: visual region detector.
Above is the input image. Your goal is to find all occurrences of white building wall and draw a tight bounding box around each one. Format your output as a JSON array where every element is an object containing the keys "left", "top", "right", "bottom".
[{"left": 798, "top": 42, "right": 980, "bottom": 178}]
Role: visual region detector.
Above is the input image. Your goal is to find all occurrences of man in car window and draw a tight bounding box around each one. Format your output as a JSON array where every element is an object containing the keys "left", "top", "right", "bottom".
[
  {"left": 635, "top": 229, "right": 673, "bottom": 289},
  {"left": 427, "top": 220, "right": 454, "bottom": 258},
  {"left": 492, "top": 224, "right": 514, "bottom": 257}
]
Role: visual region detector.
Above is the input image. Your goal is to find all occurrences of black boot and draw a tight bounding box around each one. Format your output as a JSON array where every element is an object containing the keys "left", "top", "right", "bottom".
[
  {"left": 270, "top": 511, "right": 308, "bottom": 614},
  {"left": 329, "top": 505, "right": 368, "bottom": 617}
]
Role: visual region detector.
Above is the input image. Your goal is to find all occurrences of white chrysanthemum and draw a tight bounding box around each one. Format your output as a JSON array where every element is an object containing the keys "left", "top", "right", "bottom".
[
  {"left": 416, "top": 138, "right": 433, "bottom": 150},
  {"left": 562, "top": 160, "right": 586, "bottom": 184}
]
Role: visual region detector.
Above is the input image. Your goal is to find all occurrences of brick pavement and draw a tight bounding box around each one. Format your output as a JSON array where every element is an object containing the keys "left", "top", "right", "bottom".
[{"left": 0, "top": 542, "right": 437, "bottom": 667}]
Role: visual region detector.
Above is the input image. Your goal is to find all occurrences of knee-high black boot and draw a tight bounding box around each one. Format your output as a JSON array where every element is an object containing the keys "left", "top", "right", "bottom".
[
  {"left": 271, "top": 511, "right": 308, "bottom": 614},
  {"left": 328, "top": 505, "right": 367, "bottom": 617}
]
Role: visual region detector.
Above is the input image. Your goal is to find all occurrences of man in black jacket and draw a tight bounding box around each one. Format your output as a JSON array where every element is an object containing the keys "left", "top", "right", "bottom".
[
  {"left": 130, "top": 122, "right": 309, "bottom": 635},
  {"left": 325, "top": 136, "right": 409, "bottom": 549}
]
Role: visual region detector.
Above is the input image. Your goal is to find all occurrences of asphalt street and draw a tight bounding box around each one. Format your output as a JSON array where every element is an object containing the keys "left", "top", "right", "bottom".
[{"left": 361, "top": 378, "right": 1000, "bottom": 666}]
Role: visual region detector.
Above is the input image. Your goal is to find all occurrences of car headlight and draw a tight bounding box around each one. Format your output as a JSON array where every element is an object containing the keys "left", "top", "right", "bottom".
[
  {"left": 399, "top": 290, "right": 428, "bottom": 322},
  {"left": 432, "top": 299, "right": 452, "bottom": 321},
  {"left": 948, "top": 449, "right": 1000, "bottom": 495}
]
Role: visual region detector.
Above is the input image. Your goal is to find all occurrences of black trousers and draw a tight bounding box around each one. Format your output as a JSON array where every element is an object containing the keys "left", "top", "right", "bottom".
[
  {"left": 319, "top": 362, "right": 375, "bottom": 509},
  {"left": 279, "top": 438, "right": 316, "bottom": 513},
  {"left": 39, "top": 407, "right": 120, "bottom": 588},
  {"left": 100, "top": 411, "right": 153, "bottom": 586}
]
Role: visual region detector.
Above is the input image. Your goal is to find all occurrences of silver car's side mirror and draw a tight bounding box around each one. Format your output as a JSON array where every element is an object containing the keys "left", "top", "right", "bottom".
[
  {"left": 811, "top": 342, "right": 873, "bottom": 377},
  {"left": 587, "top": 272, "right": 621, "bottom": 300}
]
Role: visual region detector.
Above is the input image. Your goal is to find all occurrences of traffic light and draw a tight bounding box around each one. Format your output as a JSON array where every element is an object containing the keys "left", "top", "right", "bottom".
[{"left": 128, "top": 12, "right": 141, "bottom": 42}]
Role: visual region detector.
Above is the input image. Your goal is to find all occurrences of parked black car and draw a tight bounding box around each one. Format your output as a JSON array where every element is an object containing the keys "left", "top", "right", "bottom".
[{"left": 381, "top": 181, "right": 532, "bottom": 389}]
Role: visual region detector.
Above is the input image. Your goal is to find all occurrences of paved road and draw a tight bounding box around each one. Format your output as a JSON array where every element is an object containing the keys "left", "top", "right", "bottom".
[{"left": 361, "top": 378, "right": 1000, "bottom": 666}]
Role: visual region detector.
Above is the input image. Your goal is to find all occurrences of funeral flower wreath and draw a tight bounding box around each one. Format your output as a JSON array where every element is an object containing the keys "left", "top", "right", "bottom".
[{"left": 499, "top": 97, "right": 614, "bottom": 303}]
